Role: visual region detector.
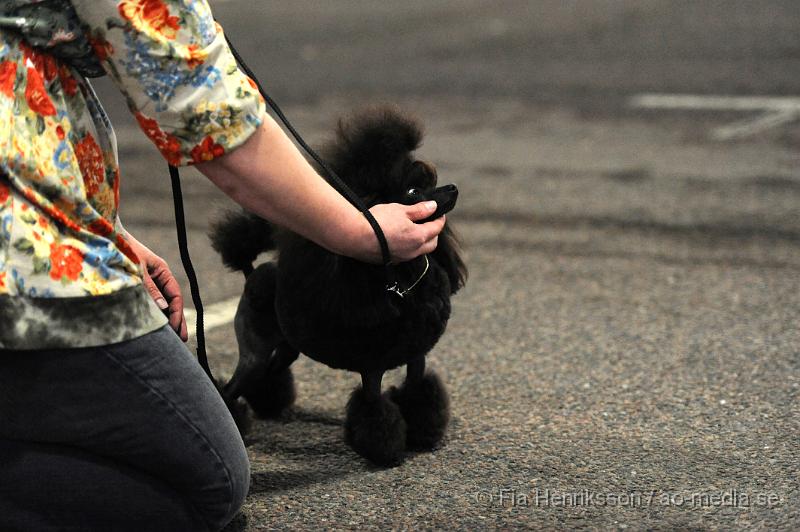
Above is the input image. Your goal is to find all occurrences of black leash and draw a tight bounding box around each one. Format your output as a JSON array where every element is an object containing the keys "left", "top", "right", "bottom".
[
  {"left": 168, "top": 164, "right": 211, "bottom": 379},
  {"left": 169, "top": 33, "right": 397, "bottom": 380}
]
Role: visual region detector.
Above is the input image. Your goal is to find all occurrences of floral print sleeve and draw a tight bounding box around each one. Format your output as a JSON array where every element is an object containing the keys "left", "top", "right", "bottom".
[
  {"left": 0, "top": 0, "right": 265, "bottom": 349},
  {"left": 71, "top": 0, "right": 266, "bottom": 166}
]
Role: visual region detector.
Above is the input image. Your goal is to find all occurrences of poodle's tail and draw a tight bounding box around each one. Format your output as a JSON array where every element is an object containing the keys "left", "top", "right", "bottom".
[{"left": 209, "top": 210, "right": 275, "bottom": 276}]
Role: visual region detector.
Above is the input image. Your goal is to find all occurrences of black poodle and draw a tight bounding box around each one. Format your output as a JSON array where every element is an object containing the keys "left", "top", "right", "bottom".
[{"left": 209, "top": 106, "right": 467, "bottom": 466}]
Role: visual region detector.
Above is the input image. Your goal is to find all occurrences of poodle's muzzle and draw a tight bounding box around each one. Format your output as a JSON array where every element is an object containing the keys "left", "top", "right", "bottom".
[{"left": 418, "top": 184, "right": 458, "bottom": 224}]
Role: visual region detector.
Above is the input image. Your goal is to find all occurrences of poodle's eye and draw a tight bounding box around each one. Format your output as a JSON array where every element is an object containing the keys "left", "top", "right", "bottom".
[{"left": 406, "top": 188, "right": 420, "bottom": 196}]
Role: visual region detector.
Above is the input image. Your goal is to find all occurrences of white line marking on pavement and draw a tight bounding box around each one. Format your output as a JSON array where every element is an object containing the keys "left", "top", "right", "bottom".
[
  {"left": 711, "top": 110, "right": 800, "bottom": 140},
  {"left": 629, "top": 93, "right": 800, "bottom": 140},
  {"left": 184, "top": 296, "right": 240, "bottom": 338},
  {"left": 630, "top": 94, "right": 800, "bottom": 112}
]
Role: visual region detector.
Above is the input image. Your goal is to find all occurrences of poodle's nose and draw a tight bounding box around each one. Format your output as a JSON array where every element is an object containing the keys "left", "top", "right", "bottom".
[
  {"left": 434, "top": 183, "right": 458, "bottom": 209},
  {"left": 436, "top": 184, "right": 458, "bottom": 202}
]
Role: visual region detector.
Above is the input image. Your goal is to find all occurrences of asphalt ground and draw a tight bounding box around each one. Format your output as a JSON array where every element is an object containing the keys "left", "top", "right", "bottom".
[{"left": 91, "top": 2, "right": 799, "bottom": 530}]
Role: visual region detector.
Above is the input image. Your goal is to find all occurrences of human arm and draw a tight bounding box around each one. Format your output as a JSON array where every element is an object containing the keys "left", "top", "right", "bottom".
[
  {"left": 72, "top": 0, "right": 443, "bottom": 262},
  {"left": 195, "top": 115, "right": 445, "bottom": 263}
]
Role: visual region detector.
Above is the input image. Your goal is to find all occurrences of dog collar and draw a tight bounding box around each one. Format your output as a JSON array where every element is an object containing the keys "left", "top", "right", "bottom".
[{"left": 386, "top": 255, "right": 430, "bottom": 298}]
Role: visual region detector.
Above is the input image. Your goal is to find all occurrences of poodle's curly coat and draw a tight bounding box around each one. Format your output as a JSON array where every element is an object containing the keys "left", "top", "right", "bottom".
[{"left": 210, "top": 106, "right": 466, "bottom": 466}]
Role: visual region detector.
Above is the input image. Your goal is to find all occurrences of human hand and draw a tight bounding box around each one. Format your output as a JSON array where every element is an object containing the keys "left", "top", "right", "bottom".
[
  {"left": 126, "top": 237, "right": 188, "bottom": 342},
  {"left": 359, "top": 201, "right": 446, "bottom": 264}
]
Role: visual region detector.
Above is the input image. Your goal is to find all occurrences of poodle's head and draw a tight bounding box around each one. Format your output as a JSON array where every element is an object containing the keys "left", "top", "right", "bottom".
[
  {"left": 321, "top": 106, "right": 441, "bottom": 207},
  {"left": 321, "top": 106, "right": 467, "bottom": 293}
]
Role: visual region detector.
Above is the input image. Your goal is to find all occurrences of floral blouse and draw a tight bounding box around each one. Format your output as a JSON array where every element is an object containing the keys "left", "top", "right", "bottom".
[{"left": 0, "top": 0, "right": 266, "bottom": 349}]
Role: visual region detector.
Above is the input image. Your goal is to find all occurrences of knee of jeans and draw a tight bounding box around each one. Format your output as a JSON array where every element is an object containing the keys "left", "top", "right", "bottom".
[{"left": 218, "top": 441, "right": 250, "bottom": 527}]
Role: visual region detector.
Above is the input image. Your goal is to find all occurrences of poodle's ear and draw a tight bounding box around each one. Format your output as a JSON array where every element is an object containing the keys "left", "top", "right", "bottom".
[
  {"left": 328, "top": 106, "right": 424, "bottom": 175},
  {"left": 432, "top": 223, "right": 467, "bottom": 294}
]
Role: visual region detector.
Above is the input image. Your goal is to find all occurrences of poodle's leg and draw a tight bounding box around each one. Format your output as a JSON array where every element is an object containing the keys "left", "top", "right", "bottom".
[
  {"left": 217, "top": 292, "right": 282, "bottom": 435},
  {"left": 344, "top": 370, "right": 407, "bottom": 467},
  {"left": 222, "top": 343, "right": 271, "bottom": 401},
  {"left": 362, "top": 370, "right": 383, "bottom": 401},
  {"left": 221, "top": 262, "right": 298, "bottom": 420},
  {"left": 243, "top": 342, "right": 299, "bottom": 419},
  {"left": 221, "top": 291, "right": 281, "bottom": 403},
  {"left": 389, "top": 356, "right": 450, "bottom": 451},
  {"left": 218, "top": 343, "right": 267, "bottom": 436},
  {"left": 222, "top": 263, "right": 281, "bottom": 403},
  {"left": 407, "top": 355, "right": 425, "bottom": 386}
]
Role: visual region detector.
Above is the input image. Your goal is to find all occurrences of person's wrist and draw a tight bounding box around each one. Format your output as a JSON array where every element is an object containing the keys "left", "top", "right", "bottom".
[{"left": 327, "top": 207, "right": 377, "bottom": 261}]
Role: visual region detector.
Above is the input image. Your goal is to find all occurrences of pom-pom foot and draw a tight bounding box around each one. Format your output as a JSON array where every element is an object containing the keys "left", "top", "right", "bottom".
[
  {"left": 243, "top": 367, "right": 296, "bottom": 419},
  {"left": 389, "top": 371, "right": 450, "bottom": 451},
  {"left": 344, "top": 385, "right": 407, "bottom": 467}
]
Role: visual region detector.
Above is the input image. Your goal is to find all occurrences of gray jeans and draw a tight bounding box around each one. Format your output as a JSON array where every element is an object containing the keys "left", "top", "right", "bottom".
[{"left": 0, "top": 326, "right": 249, "bottom": 531}]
